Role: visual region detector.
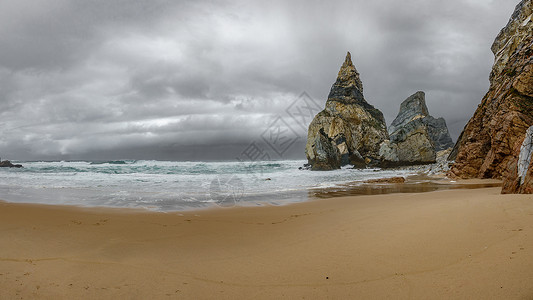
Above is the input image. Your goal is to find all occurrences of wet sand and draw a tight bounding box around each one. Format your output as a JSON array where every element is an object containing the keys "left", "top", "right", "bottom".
[
  {"left": 1, "top": 182, "right": 533, "bottom": 299},
  {"left": 311, "top": 176, "right": 502, "bottom": 198}
]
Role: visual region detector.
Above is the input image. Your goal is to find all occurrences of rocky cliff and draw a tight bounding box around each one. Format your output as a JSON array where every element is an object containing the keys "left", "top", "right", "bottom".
[
  {"left": 305, "top": 52, "right": 389, "bottom": 170},
  {"left": 448, "top": 0, "right": 533, "bottom": 180},
  {"left": 379, "top": 91, "right": 454, "bottom": 166}
]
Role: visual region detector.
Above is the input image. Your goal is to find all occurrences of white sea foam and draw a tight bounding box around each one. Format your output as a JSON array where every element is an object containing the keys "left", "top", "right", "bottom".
[{"left": 0, "top": 160, "right": 423, "bottom": 211}]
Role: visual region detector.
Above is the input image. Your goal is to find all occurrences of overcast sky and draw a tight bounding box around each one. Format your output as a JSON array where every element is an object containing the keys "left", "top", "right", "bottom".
[{"left": 0, "top": 0, "right": 519, "bottom": 161}]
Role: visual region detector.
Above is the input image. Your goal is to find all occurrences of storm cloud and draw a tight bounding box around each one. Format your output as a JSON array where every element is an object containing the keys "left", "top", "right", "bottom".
[{"left": 0, "top": 0, "right": 519, "bottom": 160}]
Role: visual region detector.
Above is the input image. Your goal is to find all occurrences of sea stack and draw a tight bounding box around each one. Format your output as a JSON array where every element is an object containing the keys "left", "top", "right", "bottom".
[
  {"left": 449, "top": 0, "right": 533, "bottom": 183},
  {"left": 305, "top": 52, "right": 388, "bottom": 170},
  {"left": 380, "top": 91, "right": 454, "bottom": 166}
]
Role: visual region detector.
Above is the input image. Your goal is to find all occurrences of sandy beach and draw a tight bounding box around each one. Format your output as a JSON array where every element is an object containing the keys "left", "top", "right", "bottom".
[{"left": 1, "top": 184, "right": 533, "bottom": 299}]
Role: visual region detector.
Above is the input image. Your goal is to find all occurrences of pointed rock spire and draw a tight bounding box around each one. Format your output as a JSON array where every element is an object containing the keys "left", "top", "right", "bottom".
[
  {"left": 305, "top": 51, "right": 389, "bottom": 170},
  {"left": 326, "top": 52, "right": 384, "bottom": 124},
  {"left": 331, "top": 51, "right": 363, "bottom": 96}
]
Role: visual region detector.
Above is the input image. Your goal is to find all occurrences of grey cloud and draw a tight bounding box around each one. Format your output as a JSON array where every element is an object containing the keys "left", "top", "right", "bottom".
[
  {"left": 0, "top": 0, "right": 521, "bottom": 160},
  {"left": 0, "top": 0, "right": 187, "bottom": 71}
]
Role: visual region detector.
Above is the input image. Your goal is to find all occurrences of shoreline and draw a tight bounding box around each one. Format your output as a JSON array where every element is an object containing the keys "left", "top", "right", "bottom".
[
  {"left": 1, "top": 183, "right": 533, "bottom": 299},
  {"left": 0, "top": 159, "right": 455, "bottom": 212},
  {"left": 0, "top": 177, "right": 503, "bottom": 213}
]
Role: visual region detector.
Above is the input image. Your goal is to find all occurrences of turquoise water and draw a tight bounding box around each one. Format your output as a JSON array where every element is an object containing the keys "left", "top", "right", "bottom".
[{"left": 0, "top": 160, "right": 420, "bottom": 211}]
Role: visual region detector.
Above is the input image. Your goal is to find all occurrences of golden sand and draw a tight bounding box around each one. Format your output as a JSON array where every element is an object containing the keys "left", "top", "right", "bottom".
[{"left": 1, "top": 185, "right": 532, "bottom": 299}]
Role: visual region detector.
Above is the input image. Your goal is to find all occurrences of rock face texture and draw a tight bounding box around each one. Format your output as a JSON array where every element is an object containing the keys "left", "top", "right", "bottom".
[
  {"left": 308, "top": 128, "right": 341, "bottom": 171},
  {"left": 305, "top": 52, "right": 388, "bottom": 170},
  {"left": 380, "top": 91, "right": 453, "bottom": 166},
  {"left": 502, "top": 126, "right": 533, "bottom": 193},
  {"left": 449, "top": 0, "right": 533, "bottom": 179},
  {"left": 425, "top": 117, "right": 455, "bottom": 151}
]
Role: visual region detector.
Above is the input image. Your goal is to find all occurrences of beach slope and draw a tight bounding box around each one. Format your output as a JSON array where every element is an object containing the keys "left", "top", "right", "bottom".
[{"left": 1, "top": 187, "right": 533, "bottom": 299}]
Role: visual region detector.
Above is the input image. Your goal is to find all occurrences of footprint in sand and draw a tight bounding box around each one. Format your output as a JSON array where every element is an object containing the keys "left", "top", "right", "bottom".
[{"left": 93, "top": 219, "right": 109, "bottom": 226}]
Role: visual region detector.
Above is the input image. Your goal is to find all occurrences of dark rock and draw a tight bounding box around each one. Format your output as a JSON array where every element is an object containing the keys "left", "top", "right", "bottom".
[
  {"left": 299, "top": 163, "right": 312, "bottom": 170},
  {"left": 308, "top": 128, "right": 341, "bottom": 171},
  {"left": 425, "top": 116, "right": 454, "bottom": 151},
  {"left": 0, "top": 160, "right": 23, "bottom": 168}
]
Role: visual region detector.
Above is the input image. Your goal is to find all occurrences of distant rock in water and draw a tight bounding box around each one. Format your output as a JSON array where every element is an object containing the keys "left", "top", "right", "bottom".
[
  {"left": 449, "top": 0, "right": 533, "bottom": 181},
  {"left": 0, "top": 160, "right": 23, "bottom": 168},
  {"left": 379, "top": 91, "right": 453, "bottom": 166},
  {"left": 305, "top": 52, "right": 388, "bottom": 170}
]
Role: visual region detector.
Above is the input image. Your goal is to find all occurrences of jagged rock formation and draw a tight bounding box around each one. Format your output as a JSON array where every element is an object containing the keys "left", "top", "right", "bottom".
[
  {"left": 449, "top": 0, "right": 533, "bottom": 180},
  {"left": 502, "top": 126, "right": 533, "bottom": 193},
  {"left": 379, "top": 91, "right": 453, "bottom": 166},
  {"left": 305, "top": 52, "right": 389, "bottom": 170}
]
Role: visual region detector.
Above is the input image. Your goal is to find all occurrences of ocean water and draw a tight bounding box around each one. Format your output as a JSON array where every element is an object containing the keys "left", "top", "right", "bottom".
[{"left": 0, "top": 160, "right": 422, "bottom": 211}]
